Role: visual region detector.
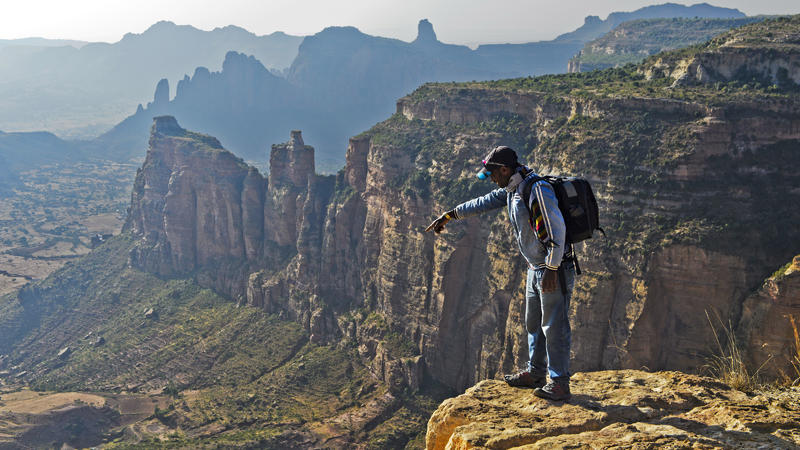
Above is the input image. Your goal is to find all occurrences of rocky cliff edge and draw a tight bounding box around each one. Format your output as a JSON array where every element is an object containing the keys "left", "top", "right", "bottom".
[{"left": 426, "top": 370, "right": 800, "bottom": 449}]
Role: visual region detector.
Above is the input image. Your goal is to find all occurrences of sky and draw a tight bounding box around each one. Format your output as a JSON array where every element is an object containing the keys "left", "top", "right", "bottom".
[{"left": 2, "top": 0, "right": 799, "bottom": 46}]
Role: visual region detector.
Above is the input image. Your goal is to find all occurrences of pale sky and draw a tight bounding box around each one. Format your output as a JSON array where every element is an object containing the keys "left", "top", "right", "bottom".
[{"left": 2, "top": 0, "right": 799, "bottom": 45}]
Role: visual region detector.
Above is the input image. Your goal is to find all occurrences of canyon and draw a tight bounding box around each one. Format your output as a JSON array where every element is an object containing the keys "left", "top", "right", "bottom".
[
  {"left": 123, "top": 17, "right": 800, "bottom": 395},
  {"left": 2, "top": 14, "right": 800, "bottom": 447}
]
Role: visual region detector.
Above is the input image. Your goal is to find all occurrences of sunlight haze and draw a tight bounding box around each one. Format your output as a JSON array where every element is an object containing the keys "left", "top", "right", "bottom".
[{"left": 3, "top": 0, "right": 799, "bottom": 45}]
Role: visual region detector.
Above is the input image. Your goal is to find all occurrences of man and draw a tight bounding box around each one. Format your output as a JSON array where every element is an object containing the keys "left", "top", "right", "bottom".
[{"left": 425, "top": 146, "right": 575, "bottom": 401}]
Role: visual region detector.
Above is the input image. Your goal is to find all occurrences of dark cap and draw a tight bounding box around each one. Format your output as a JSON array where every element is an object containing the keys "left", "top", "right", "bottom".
[{"left": 477, "top": 146, "right": 518, "bottom": 179}]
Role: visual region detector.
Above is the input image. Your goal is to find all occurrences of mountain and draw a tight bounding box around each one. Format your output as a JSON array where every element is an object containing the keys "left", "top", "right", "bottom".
[
  {"left": 0, "top": 129, "right": 84, "bottom": 173},
  {"left": 99, "top": 4, "right": 751, "bottom": 168},
  {"left": 2, "top": 13, "right": 800, "bottom": 448},
  {"left": 568, "top": 17, "right": 767, "bottom": 72},
  {"left": 94, "top": 52, "right": 303, "bottom": 165},
  {"left": 0, "top": 21, "right": 303, "bottom": 139},
  {"left": 555, "top": 2, "right": 745, "bottom": 42},
  {"left": 97, "top": 21, "right": 581, "bottom": 169},
  {"left": 0, "top": 37, "right": 88, "bottom": 49}
]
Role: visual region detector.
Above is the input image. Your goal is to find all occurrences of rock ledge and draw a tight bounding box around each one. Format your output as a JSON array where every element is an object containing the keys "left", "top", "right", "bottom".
[{"left": 426, "top": 370, "right": 800, "bottom": 449}]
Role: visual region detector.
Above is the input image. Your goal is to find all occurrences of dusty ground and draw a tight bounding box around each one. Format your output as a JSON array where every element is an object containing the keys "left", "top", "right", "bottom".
[
  {"left": 0, "top": 387, "right": 171, "bottom": 447},
  {"left": 0, "top": 162, "right": 134, "bottom": 296},
  {"left": 0, "top": 389, "right": 107, "bottom": 414}
]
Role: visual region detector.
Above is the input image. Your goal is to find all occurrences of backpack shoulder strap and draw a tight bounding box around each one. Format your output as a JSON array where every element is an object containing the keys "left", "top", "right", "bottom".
[{"left": 521, "top": 176, "right": 545, "bottom": 230}]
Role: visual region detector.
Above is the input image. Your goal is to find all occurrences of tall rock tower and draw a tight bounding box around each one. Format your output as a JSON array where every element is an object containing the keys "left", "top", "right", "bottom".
[
  {"left": 269, "top": 130, "right": 315, "bottom": 191},
  {"left": 267, "top": 130, "right": 316, "bottom": 247}
]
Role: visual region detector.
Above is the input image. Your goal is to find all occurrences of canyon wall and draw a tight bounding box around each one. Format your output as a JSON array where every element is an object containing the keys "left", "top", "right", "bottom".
[{"left": 126, "top": 19, "right": 800, "bottom": 393}]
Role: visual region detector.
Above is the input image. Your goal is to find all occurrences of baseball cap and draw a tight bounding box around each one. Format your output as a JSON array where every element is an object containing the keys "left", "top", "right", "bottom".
[{"left": 477, "top": 146, "right": 518, "bottom": 180}]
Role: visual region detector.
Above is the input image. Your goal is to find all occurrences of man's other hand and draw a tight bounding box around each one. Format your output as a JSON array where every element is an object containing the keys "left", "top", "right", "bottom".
[{"left": 542, "top": 268, "right": 559, "bottom": 293}]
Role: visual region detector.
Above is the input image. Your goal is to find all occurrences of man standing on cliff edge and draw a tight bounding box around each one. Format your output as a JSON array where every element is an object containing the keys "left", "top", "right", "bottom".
[{"left": 425, "top": 146, "right": 575, "bottom": 401}]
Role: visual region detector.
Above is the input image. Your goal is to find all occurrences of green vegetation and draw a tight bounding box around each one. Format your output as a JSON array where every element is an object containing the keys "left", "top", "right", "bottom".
[
  {"left": 0, "top": 160, "right": 135, "bottom": 295},
  {"left": 571, "top": 17, "right": 766, "bottom": 71},
  {"left": 0, "top": 234, "right": 441, "bottom": 447}
]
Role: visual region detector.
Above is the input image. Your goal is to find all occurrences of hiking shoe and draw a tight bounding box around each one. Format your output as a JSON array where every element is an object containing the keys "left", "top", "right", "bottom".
[
  {"left": 503, "top": 370, "right": 545, "bottom": 389},
  {"left": 534, "top": 379, "right": 571, "bottom": 401}
]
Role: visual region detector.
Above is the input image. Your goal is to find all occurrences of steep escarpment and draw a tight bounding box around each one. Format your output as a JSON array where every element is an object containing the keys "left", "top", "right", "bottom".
[
  {"left": 642, "top": 15, "right": 800, "bottom": 87},
  {"left": 125, "top": 117, "right": 331, "bottom": 300},
  {"left": 123, "top": 17, "right": 800, "bottom": 398},
  {"left": 356, "top": 88, "right": 800, "bottom": 388},
  {"left": 567, "top": 17, "right": 764, "bottom": 73},
  {"left": 738, "top": 255, "right": 800, "bottom": 381}
]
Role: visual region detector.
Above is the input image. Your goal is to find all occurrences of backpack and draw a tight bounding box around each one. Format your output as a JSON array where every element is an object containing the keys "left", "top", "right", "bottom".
[{"left": 521, "top": 175, "right": 604, "bottom": 276}]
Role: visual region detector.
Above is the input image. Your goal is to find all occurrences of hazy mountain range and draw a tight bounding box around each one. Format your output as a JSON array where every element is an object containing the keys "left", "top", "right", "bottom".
[
  {"left": 554, "top": 1, "right": 744, "bottom": 41},
  {"left": 0, "top": 21, "right": 303, "bottom": 138},
  {"left": 1, "top": 3, "right": 747, "bottom": 170},
  {"left": 99, "top": 4, "right": 747, "bottom": 168}
]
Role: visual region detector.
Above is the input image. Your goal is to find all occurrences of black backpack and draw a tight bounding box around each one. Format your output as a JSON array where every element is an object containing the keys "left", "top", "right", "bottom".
[{"left": 522, "top": 175, "right": 604, "bottom": 276}]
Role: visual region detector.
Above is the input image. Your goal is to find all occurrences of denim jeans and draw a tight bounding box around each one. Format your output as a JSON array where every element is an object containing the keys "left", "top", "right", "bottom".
[{"left": 525, "top": 262, "right": 575, "bottom": 380}]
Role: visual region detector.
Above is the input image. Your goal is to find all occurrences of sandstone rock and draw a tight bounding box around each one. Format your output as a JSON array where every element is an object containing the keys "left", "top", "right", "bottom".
[
  {"left": 425, "top": 370, "right": 800, "bottom": 449},
  {"left": 738, "top": 255, "right": 800, "bottom": 381}
]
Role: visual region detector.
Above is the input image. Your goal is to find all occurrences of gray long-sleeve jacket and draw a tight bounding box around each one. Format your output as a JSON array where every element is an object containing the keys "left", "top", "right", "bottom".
[{"left": 453, "top": 170, "right": 566, "bottom": 270}]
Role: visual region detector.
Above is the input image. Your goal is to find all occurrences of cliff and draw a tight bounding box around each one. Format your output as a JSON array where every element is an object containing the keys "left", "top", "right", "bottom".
[
  {"left": 125, "top": 117, "right": 330, "bottom": 300},
  {"left": 122, "top": 17, "right": 800, "bottom": 399},
  {"left": 738, "top": 255, "right": 800, "bottom": 381},
  {"left": 642, "top": 15, "right": 800, "bottom": 86},
  {"left": 425, "top": 370, "right": 800, "bottom": 449},
  {"left": 567, "top": 17, "right": 765, "bottom": 73},
  {"left": 554, "top": 3, "right": 744, "bottom": 43}
]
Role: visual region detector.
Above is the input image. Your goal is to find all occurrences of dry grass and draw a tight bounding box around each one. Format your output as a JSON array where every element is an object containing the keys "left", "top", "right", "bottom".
[
  {"left": 787, "top": 315, "right": 800, "bottom": 386},
  {"left": 703, "top": 310, "right": 766, "bottom": 392},
  {"left": 0, "top": 389, "right": 106, "bottom": 414}
]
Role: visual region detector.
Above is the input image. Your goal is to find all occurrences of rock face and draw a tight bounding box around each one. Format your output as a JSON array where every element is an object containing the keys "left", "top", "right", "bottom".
[
  {"left": 425, "top": 370, "right": 800, "bottom": 449},
  {"left": 738, "top": 255, "right": 800, "bottom": 381},
  {"left": 643, "top": 16, "right": 800, "bottom": 87},
  {"left": 125, "top": 17, "right": 800, "bottom": 400},
  {"left": 125, "top": 117, "right": 328, "bottom": 300},
  {"left": 567, "top": 17, "right": 764, "bottom": 73}
]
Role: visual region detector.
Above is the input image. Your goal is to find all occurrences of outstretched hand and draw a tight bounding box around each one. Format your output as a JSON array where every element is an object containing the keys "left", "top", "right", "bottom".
[{"left": 425, "top": 211, "right": 452, "bottom": 234}]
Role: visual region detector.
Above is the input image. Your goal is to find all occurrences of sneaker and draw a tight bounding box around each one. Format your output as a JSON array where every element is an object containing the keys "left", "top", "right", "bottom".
[
  {"left": 503, "top": 370, "right": 546, "bottom": 389},
  {"left": 534, "top": 379, "right": 571, "bottom": 401}
]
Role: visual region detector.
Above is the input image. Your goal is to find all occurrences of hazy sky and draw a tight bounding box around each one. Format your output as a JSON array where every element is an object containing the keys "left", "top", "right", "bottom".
[{"left": 3, "top": 0, "right": 799, "bottom": 45}]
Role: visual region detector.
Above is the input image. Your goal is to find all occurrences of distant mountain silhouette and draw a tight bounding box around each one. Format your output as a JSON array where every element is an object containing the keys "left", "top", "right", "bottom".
[
  {"left": 555, "top": 2, "right": 744, "bottom": 42},
  {"left": 0, "top": 130, "right": 85, "bottom": 190},
  {"left": 0, "top": 37, "right": 89, "bottom": 49},
  {"left": 0, "top": 21, "right": 303, "bottom": 139},
  {"left": 97, "top": 52, "right": 304, "bottom": 164},
  {"left": 98, "top": 21, "right": 586, "bottom": 168}
]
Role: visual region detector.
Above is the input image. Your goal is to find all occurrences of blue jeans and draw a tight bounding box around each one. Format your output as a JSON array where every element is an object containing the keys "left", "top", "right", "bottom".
[{"left": 525, "top": 263, "right": 575, "bottom": 380}]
